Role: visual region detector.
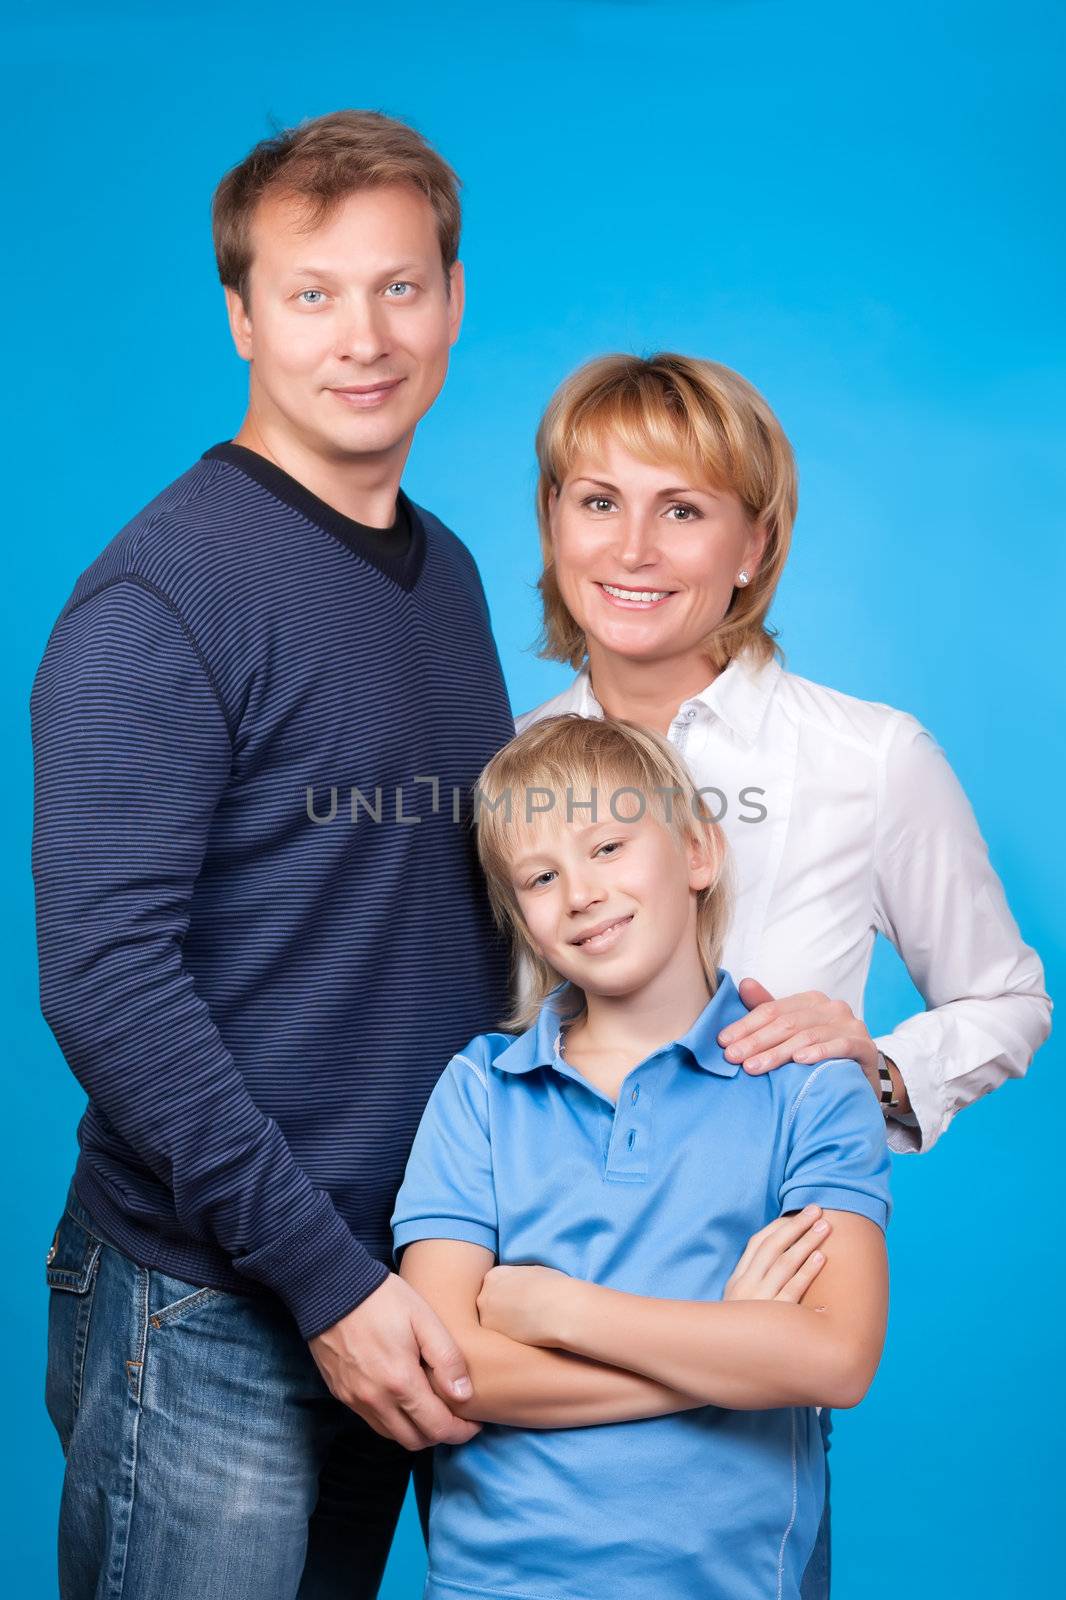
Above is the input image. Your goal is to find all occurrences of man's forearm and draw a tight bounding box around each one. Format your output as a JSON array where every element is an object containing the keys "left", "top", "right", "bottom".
[
  {"left": 556, "top": 1283, "right": 872, "bottom": 1411},
  {"left": 441, "top": 1323, "right": 702, "bottom": 1429}
]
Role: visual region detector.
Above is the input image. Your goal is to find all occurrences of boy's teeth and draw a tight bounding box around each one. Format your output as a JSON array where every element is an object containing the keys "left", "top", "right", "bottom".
[{"left": 603, "top": 583, "right": 669, "bottom": 602}]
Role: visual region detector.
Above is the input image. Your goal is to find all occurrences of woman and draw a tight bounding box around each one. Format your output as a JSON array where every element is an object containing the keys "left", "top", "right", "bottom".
[{"left": 514, "top": 352, "right": 1051, "bottom": 1593}]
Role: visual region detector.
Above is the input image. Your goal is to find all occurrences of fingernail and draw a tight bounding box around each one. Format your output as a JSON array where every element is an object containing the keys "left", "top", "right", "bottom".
[
  {"left": 804, "top": 1204, "right": 820, "bottom": 1216},
  {"left": 719, "top": 1029, "right": 734, "bottom": 1044},
  {"left": 795, "top": 1048, "right": 814, "bottom": 1061},
  {"left": 725, "top": 1045, "right": 741, "bottom": 1061},
  {"left": 813, "top": 1251, "right": 824, "bottom": 1264},
  {"left": 452, "top": 1378, "right": 472, "bottom": 1399},
  {"left": 815, "top": 1221, "right": 829, "bottom": 1234}
]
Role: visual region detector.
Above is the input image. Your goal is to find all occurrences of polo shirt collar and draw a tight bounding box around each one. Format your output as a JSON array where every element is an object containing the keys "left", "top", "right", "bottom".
[
  {"left": 575, "top": 646, "right": 781, "bottom": 749},
  {"left": 493, "top": 970, "right": 750, "bottom": 1078}
]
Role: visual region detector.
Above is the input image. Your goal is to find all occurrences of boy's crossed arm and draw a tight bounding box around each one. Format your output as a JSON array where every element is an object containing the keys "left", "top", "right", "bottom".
[
  {"left": 476, "top": 1209, "right": 888, "bottom": 1413},
  {"left": 400, "top": 1238, "right": 701, "bottom": 1429},
  {"left": 399, "top": 1204, "right": 874, "bottom": 1428}
]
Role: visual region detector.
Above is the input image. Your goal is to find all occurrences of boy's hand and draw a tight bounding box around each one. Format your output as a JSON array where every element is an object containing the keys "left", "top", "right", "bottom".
[
  {"left": 477, "top": 1263, "right": 572, "bottom": 1347},
  {"left": 724, "top": 1205, "right": 831, "bottom": 1304},
  {"left": 308, "top": 1273, "right": 481, "bottom": 1451}
]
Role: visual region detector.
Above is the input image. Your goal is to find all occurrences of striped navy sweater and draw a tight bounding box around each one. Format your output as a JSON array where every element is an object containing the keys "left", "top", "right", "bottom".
[{"left": 31, "top": 443, "right": 514, "bottom": 1339}]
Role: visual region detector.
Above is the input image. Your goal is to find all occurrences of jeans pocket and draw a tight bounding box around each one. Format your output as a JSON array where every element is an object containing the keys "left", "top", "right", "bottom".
[
  {"left": 45, "top": 1209, "right": 103, "bottom": 1451},
  {"left": 149, "top": 1280, "right": 226, "bottom": 1331}
]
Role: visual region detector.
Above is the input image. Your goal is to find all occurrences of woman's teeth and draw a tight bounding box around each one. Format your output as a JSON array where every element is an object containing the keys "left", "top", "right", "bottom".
[{"left": 601, "top": 583, "right": 671, "bottom": 604}]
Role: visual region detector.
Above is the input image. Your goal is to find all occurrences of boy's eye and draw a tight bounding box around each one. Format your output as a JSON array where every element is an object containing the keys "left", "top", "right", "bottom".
[
  {"left": 529, "top": 869, "right": 556, "bottom": 889},
  {"left": 595, "top": 840, "right": 623, "bottom": 857}
]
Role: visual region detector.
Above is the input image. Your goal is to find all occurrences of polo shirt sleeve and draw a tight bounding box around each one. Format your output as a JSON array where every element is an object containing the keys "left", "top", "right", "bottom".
[
  {"left": 390, "top": 1045, "right": 499, "bottom": 1263},
  {"left": 778, "top": 1059, "right": 892, "bottom": 1231}
]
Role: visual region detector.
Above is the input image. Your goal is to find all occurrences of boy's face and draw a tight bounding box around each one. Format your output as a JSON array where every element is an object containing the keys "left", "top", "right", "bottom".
[
  {"left": 509, "top": 797, "right": 717, "bottom": 999},
  {"left": 225, "top": 183, "right": 463, "bottom": 469}
]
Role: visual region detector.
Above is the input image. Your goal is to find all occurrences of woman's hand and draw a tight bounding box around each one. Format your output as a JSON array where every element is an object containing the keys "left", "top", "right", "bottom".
[
  {"left": 477, "top": 1263, "right": 573, "bottom": 1347},
  {"left": 718, "top": 978, "right": 910, "bottom": 1112},
  {"left": 723, "top": 1204, "right": 832, "bottom": 1304}
]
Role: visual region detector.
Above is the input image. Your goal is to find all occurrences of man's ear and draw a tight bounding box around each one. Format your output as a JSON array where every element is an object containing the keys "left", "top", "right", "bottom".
[
  {"left": 224, "top": 285, "right": 253, "bottom": 363},
  {"left": 447, "top": 260, "right": 465, "bottom": 347}
]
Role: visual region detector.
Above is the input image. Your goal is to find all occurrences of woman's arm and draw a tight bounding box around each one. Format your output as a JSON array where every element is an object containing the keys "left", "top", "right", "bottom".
[
  {"left": 399, "top": 1238, "right": 703, "bottom": 1428},
  {"left": 478, "top": 1210, "right": 888, "bottom": 1411},
  {"left": 867, "top": 712, "right": 1051, "bottom": 1152}
]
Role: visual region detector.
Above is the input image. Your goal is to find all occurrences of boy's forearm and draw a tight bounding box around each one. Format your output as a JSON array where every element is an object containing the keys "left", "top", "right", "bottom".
[
  {"left": 441, "top": 1325, "right": 703, "bottom": 1429},
  {"left": 556, "top": 1282, "right": 877, "bottom": 1411}
]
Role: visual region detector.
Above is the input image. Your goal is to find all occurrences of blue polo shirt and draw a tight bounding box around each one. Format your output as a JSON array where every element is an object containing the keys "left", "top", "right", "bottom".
[{"left": 391, "top": 971, "right": 891, "bottom": 1600}]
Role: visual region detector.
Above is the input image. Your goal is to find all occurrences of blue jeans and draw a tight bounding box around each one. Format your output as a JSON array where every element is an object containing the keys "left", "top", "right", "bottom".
[
  {"left": 45, "top": 1185, "right": 433, "bottom": 1599},
  {"left": 799, "top": 1407, "right": 833, "bottom": 1599}
]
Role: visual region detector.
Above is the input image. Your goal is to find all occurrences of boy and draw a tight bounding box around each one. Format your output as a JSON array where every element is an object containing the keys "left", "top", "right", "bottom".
[{"left": 392, "top": 714, "right": 890, "bottom": 1599}]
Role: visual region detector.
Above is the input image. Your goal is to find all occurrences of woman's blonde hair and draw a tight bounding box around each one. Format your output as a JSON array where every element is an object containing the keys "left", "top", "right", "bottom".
[
  {"left": 534, "top": 353, "right": 798, "bottom": 673},
  {"left": 474, "top": 714, "right": 733, "bottom": 1033}
]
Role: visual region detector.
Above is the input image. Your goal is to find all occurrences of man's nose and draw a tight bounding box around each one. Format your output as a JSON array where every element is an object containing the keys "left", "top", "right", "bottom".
[{"left": 334, "top": 295, "right": 390, "bottom": 364}]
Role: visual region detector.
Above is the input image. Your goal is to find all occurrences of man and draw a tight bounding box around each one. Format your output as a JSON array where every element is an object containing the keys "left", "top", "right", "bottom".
[{"left": 33, "top": 110, "right": 513, "bottom": 1598}]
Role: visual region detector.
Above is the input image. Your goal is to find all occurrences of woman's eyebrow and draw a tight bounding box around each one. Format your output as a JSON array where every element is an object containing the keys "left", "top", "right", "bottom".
[{"left": 571, "top": 475, "right": 719, "bottom": 500}]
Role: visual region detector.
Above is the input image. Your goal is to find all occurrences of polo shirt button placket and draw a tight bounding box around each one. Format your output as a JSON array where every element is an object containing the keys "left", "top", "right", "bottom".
[{"left": 606, "top": 1076, "right": 650, "bottom": 1181}]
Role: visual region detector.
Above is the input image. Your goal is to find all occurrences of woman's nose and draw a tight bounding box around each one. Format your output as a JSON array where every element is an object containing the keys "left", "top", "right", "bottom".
[{"left": 614, "top": 513, "right": 660, "bottom": 567}]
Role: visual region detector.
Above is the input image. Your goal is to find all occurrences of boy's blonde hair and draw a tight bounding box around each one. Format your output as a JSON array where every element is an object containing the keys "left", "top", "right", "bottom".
[
  {"left": 474, "top": 714, "right": 733, "bottom": 1032},
  {"left": 534, "top": 352, "right": 797, "bottom": 673}
]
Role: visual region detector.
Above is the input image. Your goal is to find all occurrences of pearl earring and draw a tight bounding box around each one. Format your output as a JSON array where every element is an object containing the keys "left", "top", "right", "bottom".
[{"left": 736, "top": 570, "right": 751, "bottom": 587}]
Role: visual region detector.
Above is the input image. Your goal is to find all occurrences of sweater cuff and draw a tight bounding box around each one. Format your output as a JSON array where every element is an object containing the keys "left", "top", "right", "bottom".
[{"left": 233, "top": 1194, "right": 390, "bottom": 1340}]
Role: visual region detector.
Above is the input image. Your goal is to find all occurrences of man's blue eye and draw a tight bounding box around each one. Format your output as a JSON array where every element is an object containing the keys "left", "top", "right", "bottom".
[
  {"left": 386, "top": 282, "right": 414, "bottom": 297},
  {"left": 298, "top": 290, "right": 325, "bottom": 305}
]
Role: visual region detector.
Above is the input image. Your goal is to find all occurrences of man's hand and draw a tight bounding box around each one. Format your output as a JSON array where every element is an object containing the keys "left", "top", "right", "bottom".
[
  {"left": 718, "top": 978, "right": 911, "bottom": 1112},
  {"left": 308, "top": 1273, "right": 482, "bottom": 1451},
  {"left": 724, "top": 1205, "right": 831, "bottom": 1304}
]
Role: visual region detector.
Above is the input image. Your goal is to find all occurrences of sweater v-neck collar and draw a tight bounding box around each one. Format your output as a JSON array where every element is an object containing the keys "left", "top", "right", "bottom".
[{"left": 203, "top": 442, "right": 427, "bottom": 592}]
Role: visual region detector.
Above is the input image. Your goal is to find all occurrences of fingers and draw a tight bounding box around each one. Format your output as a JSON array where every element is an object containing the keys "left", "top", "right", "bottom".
[
  {"left": 719, "top": 990, "right": 823, "bottom": 1047},
  {"left": 774, "top": 1247, "right": 827, "bottom": 1304},
  {"left": 745, "top": 1207, "right": 825, "bottom": 1280},
  {"left": 410, "top": 1299, "right": 474, "bottom": 1402},
  {"left": 724, "top": 1205, "right": 825, "bottom": 1297},
  {"left": 723, "top": 1010, "right": 829, "bottom": 1064},
  {"left": 760, "top": 1217, "right": 831, "bottom": 1296},
  {"left": 396, "top": 1379, "right": 482, "bottom": 1449}
]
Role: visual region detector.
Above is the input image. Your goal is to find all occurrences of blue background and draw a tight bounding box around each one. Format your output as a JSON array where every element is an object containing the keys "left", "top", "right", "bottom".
[{"left": 4, "top": 0, "right": 1063, "bottom": 1593}]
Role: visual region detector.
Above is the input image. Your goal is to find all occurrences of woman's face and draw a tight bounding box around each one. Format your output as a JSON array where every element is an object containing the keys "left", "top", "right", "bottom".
[{"left": 549, "top": 437, "right": 767, "bottom": 666}]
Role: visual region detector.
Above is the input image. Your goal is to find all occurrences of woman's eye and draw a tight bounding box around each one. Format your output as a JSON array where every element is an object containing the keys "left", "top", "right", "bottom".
[
  {"left": 583, "top": 496, "right": 616, "bottom": 513},
  {"left": 297, "top": 289, "right": 326, "bottom": 305},
  {"left": 667, "top": 503, "right": 700, "bottom": 521}
]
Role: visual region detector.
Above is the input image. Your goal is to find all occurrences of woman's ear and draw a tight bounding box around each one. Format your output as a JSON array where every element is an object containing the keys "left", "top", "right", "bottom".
[
  {"left": 742, "top": 518, "right": 770, "bottom": 582},
  {"left": 547, "top": 484, "right": 560, "bottom": 548}
]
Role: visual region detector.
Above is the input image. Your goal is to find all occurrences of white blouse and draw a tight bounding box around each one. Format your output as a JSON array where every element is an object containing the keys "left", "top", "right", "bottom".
[{"left": 515, "top": 648, "right": 1051, "bottom": 1153}]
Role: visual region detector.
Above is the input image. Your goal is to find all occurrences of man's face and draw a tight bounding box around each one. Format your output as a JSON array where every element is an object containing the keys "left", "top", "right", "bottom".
[{"left": 225, "top": 183, "right": 463, "bottom": 465}]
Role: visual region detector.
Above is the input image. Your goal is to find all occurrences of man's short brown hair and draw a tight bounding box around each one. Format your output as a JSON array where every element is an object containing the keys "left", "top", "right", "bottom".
[{"left": 212, "top": 109, "right": 462, "bottom": 305}]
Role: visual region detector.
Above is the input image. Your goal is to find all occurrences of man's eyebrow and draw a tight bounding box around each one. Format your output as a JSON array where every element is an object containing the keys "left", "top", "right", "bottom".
[{"left": 286, "top": 260, "right": 429, "bottom": 279}]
